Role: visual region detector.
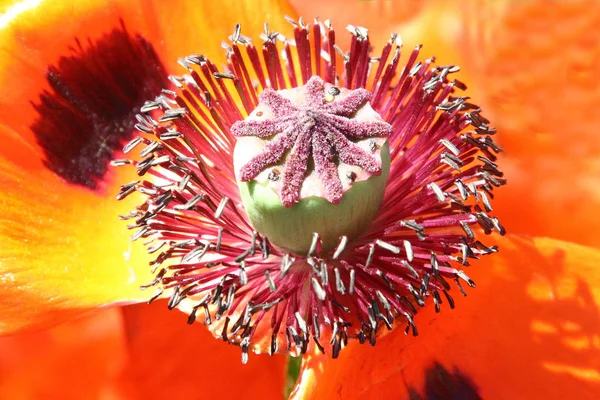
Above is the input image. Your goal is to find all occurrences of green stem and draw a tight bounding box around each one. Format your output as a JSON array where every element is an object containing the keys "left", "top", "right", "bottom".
[{"left": 284, "top": 355, "right": 303, "bottom": 399}]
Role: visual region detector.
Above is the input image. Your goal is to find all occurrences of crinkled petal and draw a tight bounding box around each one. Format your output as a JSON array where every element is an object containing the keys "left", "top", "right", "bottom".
[{"left": 291, "top": 235, "right": 600, "bottom": 399}]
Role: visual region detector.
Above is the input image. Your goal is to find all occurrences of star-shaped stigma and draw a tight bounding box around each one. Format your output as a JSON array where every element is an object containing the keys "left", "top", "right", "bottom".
[{"left": 231, "top": 76, "right": 393, "bottom": 207}]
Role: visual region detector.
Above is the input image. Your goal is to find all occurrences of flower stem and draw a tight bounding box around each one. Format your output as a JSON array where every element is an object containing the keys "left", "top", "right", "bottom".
[{"left": 284, "top": 355, "right": 303, "bottom": 398}]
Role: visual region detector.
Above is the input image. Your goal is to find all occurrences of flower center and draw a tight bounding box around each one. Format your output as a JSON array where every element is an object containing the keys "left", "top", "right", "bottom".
[
  {"left": 117, "top": 17, "right": 506, "bottom": 363},
  {"left": 232, "top": 76, "right": 392, "bottom": 254}
]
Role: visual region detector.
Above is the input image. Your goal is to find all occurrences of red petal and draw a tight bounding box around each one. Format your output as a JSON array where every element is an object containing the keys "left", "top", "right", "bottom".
[
  {"left": 292, "top": 235, "right": 600, "bottom": 399},
  {"left": 0, "top": 0, "right": 299, "bottom": 333},
  {"left": 458, "top": 0, "right": 600, "bottom": 247},
  {"left": 0, "top": 0, "right": 298, "bottom": 162},
  {"left": 0, "top": 308, "right": 127, "bottom": 399},
  {"left": 0, "top": 158, "right": 155, "bottom": 334},
  {"left": 118, "top": 301, "right": 288, "bottom": 399}
]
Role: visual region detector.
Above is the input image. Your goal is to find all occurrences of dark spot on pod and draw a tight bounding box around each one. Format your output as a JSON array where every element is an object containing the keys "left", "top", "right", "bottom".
[
  {"left": 369, "top": 139, "right": 379, "bottom": 152},
  {"left": 346, "top": 171, "right": 357, "bottom": 183},
  {"left": 268, "top": 168, "right": 281, "bottom": 181},
  {"left": 327, "top": 86, "right": 341, "bottom": 96}
]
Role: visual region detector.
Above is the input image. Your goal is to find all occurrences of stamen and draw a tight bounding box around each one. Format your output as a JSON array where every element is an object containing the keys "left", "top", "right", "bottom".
[
  {"left": 311, "top": 277, "right": 327, "bottom": 301},
  {"left": 403, "top": 240, "right": 414, "bottom": 262},
  {"left": 120, "top": 16, "right": 505, "bottom": 362},
  {"left": 375, "top": 239, "right": 401, "bottom": 254},
  {"left": 333, "top": 236, "right": 348, "bottom": 259}
]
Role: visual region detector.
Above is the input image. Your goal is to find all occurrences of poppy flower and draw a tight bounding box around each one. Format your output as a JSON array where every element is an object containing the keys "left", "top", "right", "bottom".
[{"left": 1, "top": 1, "right": 599, "bottom": 400}]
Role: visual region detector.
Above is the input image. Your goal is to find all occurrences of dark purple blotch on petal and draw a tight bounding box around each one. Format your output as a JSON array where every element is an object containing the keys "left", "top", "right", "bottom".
[
  {"left": 408, "top": 363, "right": 482, "bottom": 400},
  {"left": 31, "top": 22, "right": 168, "bottom": 189}
]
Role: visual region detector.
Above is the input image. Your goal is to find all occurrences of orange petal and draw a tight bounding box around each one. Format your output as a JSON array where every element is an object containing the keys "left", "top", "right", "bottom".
[
  {"left": 0, "top": 158, "right": 155, "bottom": 334},
  {"left": 292, "top": 235, "right": 600, "bottom": 399},
  {"left": 117, "top": 301, "right": 288, "bottom": 399},
  {"left": 0, "top": 0, "right": 297, "bottom": 155},
  {"left": 457, "top": 0, "right": 600, "bottom": 247},
  {"left": 0, "top": 302, "right": 288, "bottom": 399},
  {"left": 142, "top": 0, "right": 298, "bottom": 73},
  {"left": 290, "top": 0, "right": 428, "bottom": 25},
  {"left": 0, "top": 1, "right": 164, "bottom": 333},
  {"left": 289, "top": 0, "right": 430, "bottom": 50},
  {"left": 0, "top": 0, "right": 299, "bottom": 333},
  {"left": 290, "top": 0, "right": 472, "bottom": 74},
  {"left": 0, "top": 0, "right": 160, "bottom": 155},
  {"left": 0, "top": 307, "right": 127, "bottom": 400},
  {"left": 291, "top": 0, "right": 600, "bottom": 248}
]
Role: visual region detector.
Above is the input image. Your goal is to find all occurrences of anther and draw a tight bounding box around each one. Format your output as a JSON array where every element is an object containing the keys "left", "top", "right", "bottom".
[
  {"left": 402, "top": 260, "right": 419, "bottom": 279},
  {"left": 403, "top": 240, "right": 413, "bottom": 262},
  {"left": 375, "top": 239, "right": 400, "bottom": 254},
  {"left": 281, "top": 254, "right": 293, "bottom": 277},
  {"left": 365, "top": 243, "right": 376, "bottom": 268},
  {"left": 408, "top": 284, "right": 425, "bottom": 306},
  {"left": 147, "top": 242, "right": 165, "bottom": 254},
  {"left": 308, "top": 232, "right": 320, "bottom": 257},
  {"left": 216, "top": 227, "right": 223, "bottom": 251},
  {"left": 454, "top": 278, "right": 468, "bottom": 296},
  {"left": 333, "top": 236, "right": 348, "bottom": 259},
  {"left": 130, "top": 226, "right": 151, "bottom": 242},
  {"left": 110, "top": 159, "right": 130, "bottom": 167},
  {"left": 313, "top": 315, "right": 321, "bottom": 339},
  {"left": 148, "top": 288, "right": 164, "bottom": 304},
  {"left": 261, "top": 236, "right": 270, "bottom": 258},
  {"left": 178, "top": 174, "right": 191, "bottom": 191},
  {"left": 239, "top": 262, "right": 248, "bottom": 285},
  {"left": 430, "top": 252, "right": 439, "bottom": 275},
  {"left": 265, "top": 270, "right": 276, "bottom": 292},
  {"left": 456, "top": 270, "right": 476, "bottom": 287},
  {"left": 158, "top": 108, "right": 186, "bottom": 122},
  {"left": 241, "top": 337, "right": 250, "bottom": 364},
  {"left": 428, "top": 182, "right": 446, "bottom": 202},
  {"left": 455, "top": 179, "right": 469, "bottom": 200},
  {"left": 214, "top": 197, "right": 229, "bottom": 219},
  {"left": 400, "top": 220, "right": 425, "bottom": 240},
  {"left": 334, "top": 267, "right": 346, "bottom": 294},
  {"left": 269, "top": 334, "right": 279, "bottom": 356},
  {"left": 213, "top": 71, "right": 236, "bottom": 80},
  {"left": 312, "top": 277, "right": 327, "bottom": 301},
  {"left": 318, "top": 262, "right": 328, "bottom": 286},
  {"left": 493, "top": 217, "right": 506, "bottom": 236},
  {"left": 159, "top": 131, "right": 183, "bottom": 140},
  {"left": 182, "top": 242, "right": 210, "bottom": 263},
  {"left": 479, "top": 190, "right": 493, "bottom": 212},
  {"left": 116, "top": 181, "right": 139, "bottom": 200},
  {"left": 295, "top": 312, "right": 308, "bottom": 335}
]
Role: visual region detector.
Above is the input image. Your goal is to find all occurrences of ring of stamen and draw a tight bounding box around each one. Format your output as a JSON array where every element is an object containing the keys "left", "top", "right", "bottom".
[{"left": 117, "top": 17, "right": 506, "bottom": 363}]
